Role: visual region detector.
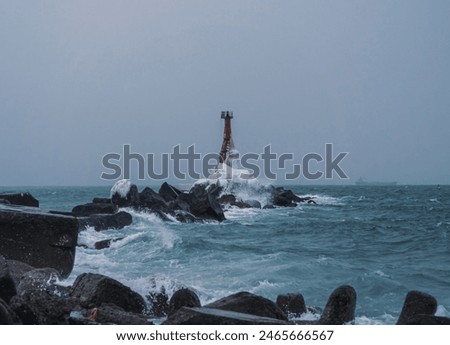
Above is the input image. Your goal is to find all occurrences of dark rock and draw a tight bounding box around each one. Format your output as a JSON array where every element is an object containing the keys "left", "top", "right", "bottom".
[
  {"left": 93, "top": 198, "right": 111, "bottom": 204},
  {"left": 404, "top": 315, "right": 450, "bottom": 325},
  {"left": 72, "top": 203, "right": 118, "bottom": 217},
  {"left": 206, "top": 291, "right": 288, "bottom": 321},
  {"left": 263, "top": 204, "right": 275, "bottom": 209},
  {"left": 0, "top": 193, "right": 39, "bottom": 208},
  {"left": 0, "top": 207, "right": 78, "bottom": 278},
  {"left": 168, "top": 288, "right": 201, "bottom": 316},
  {"left": 1, "top": 297, "right": 20, "bottom": 324},
  {"left": 16, "top": 268, "right": 68, "bottom": 297},
  {"left": 96, "top": 303, "right": 153, "bottom": 325},
  {"left": 112, "top": 183, "right": 140, "bottom": 208},
  {"left": 94, "top": 237, "right": 124, "bottom": 250},
  {"left": 176, "top": 184, "right": 225, "bottom": 222},
  {"left": 173, "top": 210, "right": 203, "bottom": 223},
  {"left": 396, "top": 291, "right": 438, "bottom": 325},
  {"left": 9, "top": 290, "right": 78, "bottom": 325},
  {"left": 218, "top": 194, "right": 237, "bottom": 205},
  {"left": 0, "top": 256, "right": 16, "bottom": 303},
  {"left": 70, "top": 273, "right": 146, "bottom": 314},
  {"left": 5, "top": 260, "right": 34, "bottom": 286},
  {"left": 245, "top": 200, "right": 262, "bottom": 209},
  {"left": 77, "top": 211, "right": 132, "bottom": 231},
  {"left": 276, "top": 293, "right": 307, "bottom": 317},
  {"left": 139, "top": 187, "right": 168, "bottom": 211},
  {"left": 163, "top": 307, "right": 290, "bottom": 325},
  {"left": 0, "top": 199, "right": 10, "bottom": 205},
  {"left": 159, "top": 182, "right": 182, "bottom": 202},
  {"left": 318, "top": 285, "right": 357, "bottom": 325},
  {"left": 271, "top": 187, "right": 300, "bottom": 207}
]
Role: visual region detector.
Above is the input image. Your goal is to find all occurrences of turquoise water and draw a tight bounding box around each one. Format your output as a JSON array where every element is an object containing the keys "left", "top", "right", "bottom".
[{"left": 4, "top": 185, "right": 450, "bottom": 324}]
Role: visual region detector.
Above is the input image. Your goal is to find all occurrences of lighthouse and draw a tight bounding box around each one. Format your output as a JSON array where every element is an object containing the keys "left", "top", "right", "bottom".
[{"left": 219, "top": 111, "right": 238, "bottom": 166}]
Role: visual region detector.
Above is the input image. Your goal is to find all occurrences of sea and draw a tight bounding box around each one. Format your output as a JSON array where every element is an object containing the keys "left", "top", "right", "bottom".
[{"left": 3, "top": 184, "right": 450, "bottom": 324}]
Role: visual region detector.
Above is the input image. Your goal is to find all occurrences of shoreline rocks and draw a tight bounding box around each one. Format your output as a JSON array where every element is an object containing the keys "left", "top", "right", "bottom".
[{"left": 0, "top": 206, "right": 78, "bottom": 278}]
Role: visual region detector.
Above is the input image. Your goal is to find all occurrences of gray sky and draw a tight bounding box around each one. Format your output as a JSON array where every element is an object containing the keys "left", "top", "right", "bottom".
[{"left": 1, "top": 0, "right": 449, "bottom": 186}]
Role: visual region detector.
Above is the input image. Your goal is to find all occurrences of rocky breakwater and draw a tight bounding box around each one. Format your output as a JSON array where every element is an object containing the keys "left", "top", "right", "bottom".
[{"left": 0, "top": 193, "right": 78, "bottom": 278}]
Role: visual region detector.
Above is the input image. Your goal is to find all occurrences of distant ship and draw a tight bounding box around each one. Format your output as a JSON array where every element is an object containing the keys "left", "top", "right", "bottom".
[{"left": 355, "top": 177, "right": 397, "bottom": 186}]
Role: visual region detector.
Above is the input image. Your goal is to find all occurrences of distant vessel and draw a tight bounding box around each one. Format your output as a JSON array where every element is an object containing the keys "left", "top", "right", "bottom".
[{"left": 355, "top": 177, "right": 397, "bottom": 186}]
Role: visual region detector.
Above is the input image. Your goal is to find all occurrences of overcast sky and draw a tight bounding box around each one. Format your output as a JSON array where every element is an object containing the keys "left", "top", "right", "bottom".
[{"left": 1, "top": 0, "right": 449, "bottom": 186}]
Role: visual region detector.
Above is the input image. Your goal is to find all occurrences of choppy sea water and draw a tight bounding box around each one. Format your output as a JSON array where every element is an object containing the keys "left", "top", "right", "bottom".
[{"left": 4, "top": 185, "right": 450, "bottom": 324}]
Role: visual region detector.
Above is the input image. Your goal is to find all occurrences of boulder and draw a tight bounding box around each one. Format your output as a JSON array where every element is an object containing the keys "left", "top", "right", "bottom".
[
  {"left": 77, "top": 212, "right": 132, "bottom": 231},
  {"left": 0, "top": 207, "right": 78, "bottom": 278},
  {"left": 16, "top": 268, "right": 68, "bottom": 297},
  {"left": 163, "top": 307, "right": 290, "bottom": 325},
  {"left": 396, "top": 291, "right": 438, "bottom": 325},
  {"left": 0, "top": 193, "right": 39, "bottom": 208},
  {"left": 276, "top": 293, "right": 307, "bottom": 317},
  {"left": 173, "top": 210, "right": 203, "bottom": 223},
  {"left": 206, "top": 291, "right": 288, "bottom": 321},
  {"left": 4, "top": 260, "right": 34, "bottom": 286},
  {"left": 95, "top": 304, "right": 153, "bottom": 325},
  {"left": 70, "top": 273, "right": 146, "bottom": 314},
  {"left": 94, "top": 238, "right": 124, "bottom": 250},
  {"left": 72, "top": 203, "right": 117, "bottom": 217},
  {"left": 139, "top": 187, "right": 168, "bottom": 212},
  {"left": 168, "top": 288, "right": 201, "bottom": 316},
  {"left": 9, "top": 290, "right": 78, "bottom": 325},
  {"left": 1, "top": 297, "right": 20, "bottom": 325},
  {"left": 111, "top": 180, "right": 140, "bottom": 208},
  {"left": 318, "top": 285, "right": 357, "bottom": 325},
  {"left": 0, "top": 256, "right": 16, "bottom": 303},
  {"left": 271, "top": 187, "right": 301, "bottom": 207},
  {"left": 92, "top": 198, "right": 111, "bottom": 204},
  {"left": 245, "top": 200, "right": 262, "bottom": 209},
  {"left": 159, "top": 182, "right": 182, "bottom": 202},
  {"left": 176, "top": 184, "right": 225, "bottom": 222}
]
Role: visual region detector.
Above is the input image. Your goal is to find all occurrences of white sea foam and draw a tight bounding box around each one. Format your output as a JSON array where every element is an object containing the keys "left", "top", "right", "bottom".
[{"left": 110, "top": 179, "right": 132, "bottom": 198}]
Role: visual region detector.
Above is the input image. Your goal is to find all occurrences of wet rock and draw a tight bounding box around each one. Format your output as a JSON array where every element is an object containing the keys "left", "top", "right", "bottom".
[
  {"left": 168, "top": 288, "right": 201, "bottom": 316},
  {"left": 206, "top": 291, "right": 288, "bottom": 321},
  {"left": 92, "top": 198, "right": 111, "bottom": 204},
  {"left": 163, "top": 307, "right": 290, "bottom": 325},
  {"left": 1, "top": 297, "right": 20, "bottom": 324},
  {"left": 173, "top": 210, "right": 203, "bottom": 223},
  {"left": 0, "top": 256, "right": 16, "bottom": 303},
  {"left": 111, "top": 181, "right": 140, "bottom": 208},
  {"left": 159, "top": 182, "right": 182, "bottom": 202},
  {"left": 276, "top": 293, "right": 307, "bottom": 317},
  {"left": 94, "top": 238, "right": 124, "bottom": 250},
  {"left": 263, "top": 204, "right": 275, "bottom": 209},
  {"left": 96, "top": 304, "right": 153, "bottom": 325},
  {"left": 0, "top": 193, "right": 39, "bottom": 208},
  {"left": 72, "top": 203, "right": 118, "bottom": 217},
  {"left": 176, "top": 184, "right": 225, "bottom": 222},
  {"left": 271, "top": 187, "right": 302, "bottom": 207},
  {"left": 70, "top": 273, "right": 146, "bottom": 314},
  {"left": 16, "top": 268, "right": 67, "bottom": 297},
  {"left": 77, "top": 211, "right": 132, "bottom": 231},
  {"left": 318, "top": 285, "right": 357, "bottom": 325},
  {"left": 0, "top": 207, "right": 78, "bottom": 278},
  {"left": 4, "top": 260, "right": 34, "bottom": 287},
  {"left": 9, "top": 290, "right": 78, "bottom": 325},
  {"left": 396, "top": 291, "right": 438, "bottom": 325},
  {"left": 245, "top": 200, "right": 262, "bottom": 209},
  {"left": 139, "top": 187, "right": 168, "bottom": 212}
]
